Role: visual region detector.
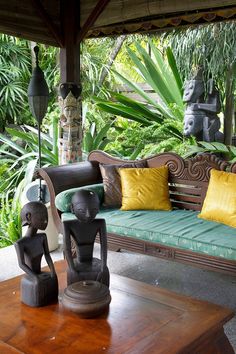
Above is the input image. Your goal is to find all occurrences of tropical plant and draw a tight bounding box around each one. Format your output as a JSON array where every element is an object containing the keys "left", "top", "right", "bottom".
[
  {"left": 94, "top": 41, "right": 184, "bottom": 126},
  {"left": 0, "top": 35, "right": 61, "bottom": 132},
  {"left": 0, "top": 123, "right": 58, "bottom": 247},
  {"left": 92, "top": 41, "right": 185, "bottom": 157},
  {"left": 105, "top": 119, "right": 145, "bottom": 159},
  {"left": 81, "top": 37, "right": 118, "bottom": 99},
  {"left": 184, "top": 141, "right": 236, "bottom": 162},
  {"left": 107, "top": 118, "right": 192, "bottom": 159},
  {"left": 83, "top": 121, "right": 114, "bottom": 156},
  {"left": 0, "top": 35, "right": 31, "bottom": 131},
  {"left": 0, "top": 156, "right": 37, "bottom": 246},
  {"left": 0, "top": 192, "right": 21, "bottom": 247},
  {"left": 0, "top": 125, "right": 58, "bottom": 194}
]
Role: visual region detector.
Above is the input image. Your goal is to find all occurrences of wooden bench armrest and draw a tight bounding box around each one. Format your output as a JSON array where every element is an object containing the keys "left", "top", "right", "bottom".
[{"left": 37, "top": 161, "right": 101, "bottom": 233}]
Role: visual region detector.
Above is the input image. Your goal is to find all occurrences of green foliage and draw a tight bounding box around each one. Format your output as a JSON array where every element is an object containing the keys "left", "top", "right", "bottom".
[
  {"left": 106, "top": 119, "right": 190, "bottom": 159},
  {"left": 0, "top": 35, "right": 61, "bottom": 131},
  {"left": 0, "top": 192, "right": 21, "bottom": 247},
  {"left": 37, "top": 44, "right": 60, "bottom": 111},
  {"left": 83, "top": 121, "right": 113, "bottom": 155},
  {"left": 163, "top": 21, "right": 236, "bottom": 98},
  {"left": 93, "top": 40, "right": 185, "bottom": 157},
  {"left": 166, "top": 46, "right": 183, "bottom": 96},
  {"left": 94, "top": 41, "right": 184, "bottom": 127},
  {"left": 114, "top": 34, "right": 151, "bottom": 83},
  {"left": 0, "top": 37, "right": 58, "bottom": 247},
  {"left": 81, "top": 38, "right": 117, "bottom": 98},
  {"left": 161, "top": 22, "right": 236, "bottom": 144},
  {"left": 0, "top": 126, "right": 54, "bottom": 247},
  {"left": 106, "top": 120, "right": 146, "bottom": 158},
  {"left": 0, "top": 35, "right": 31, "bottom": 130},
  {"left": 184, "top": 141, "right": 236, "bottom": 162},
  {"left": 0, "top": 125, "right": 58, "bottom": 193},
  {"left": 0, "top": 157, "right": 35, "bottom": 246}
]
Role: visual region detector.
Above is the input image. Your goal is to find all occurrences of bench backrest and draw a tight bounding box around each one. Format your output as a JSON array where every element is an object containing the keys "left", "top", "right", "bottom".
[
  {"left": 88, "top": 151, "right": 231, "bottom": 212},
  {"left": 39, "top": 151, "right": 235, "bottom": 233}
]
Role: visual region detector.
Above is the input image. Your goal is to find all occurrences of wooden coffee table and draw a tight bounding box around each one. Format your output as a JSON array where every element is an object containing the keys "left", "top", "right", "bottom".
[{"left": 0, "top": 260, "right": 234, "bottom": 354}]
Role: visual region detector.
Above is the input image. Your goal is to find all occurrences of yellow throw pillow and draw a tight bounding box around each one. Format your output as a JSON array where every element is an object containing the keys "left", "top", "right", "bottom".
[
  {"left": 119, "top": 166, "right": 172, "bottom": 211},
  {"left": 199, "top": 169, "right": 236, "bottom": 228}
]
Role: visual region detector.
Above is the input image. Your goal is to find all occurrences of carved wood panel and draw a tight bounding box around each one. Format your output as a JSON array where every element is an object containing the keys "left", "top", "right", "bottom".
[{"left": 89, "top": 151, "right": 230, "bottom": 209}]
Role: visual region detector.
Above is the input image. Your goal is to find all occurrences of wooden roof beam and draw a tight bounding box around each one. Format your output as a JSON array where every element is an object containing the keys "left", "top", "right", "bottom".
[
  {"left": 31, "top": 0, "right": 64, "bottom": 47},
  {"left": 77, "top": 0, "right": 111, "bottom": 44}
]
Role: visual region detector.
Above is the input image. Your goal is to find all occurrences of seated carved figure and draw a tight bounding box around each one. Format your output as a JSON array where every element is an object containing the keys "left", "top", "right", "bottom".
[
  {"left": 183, "top": 73, "right": 224, "bottom": 142},
  {"left": 63, "top": 190, "right": 110, "bottom": 287},
  {"left": 14, "top": 202, "right": 58, "bottom": 307}
]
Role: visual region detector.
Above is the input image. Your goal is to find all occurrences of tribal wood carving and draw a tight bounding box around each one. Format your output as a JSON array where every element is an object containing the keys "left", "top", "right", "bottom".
[
  {"left": 58, "top": 83, "right": 82, "bottom": 164},
  {"left": 137, "top": 152, "right": 228, "bottom": 182}
]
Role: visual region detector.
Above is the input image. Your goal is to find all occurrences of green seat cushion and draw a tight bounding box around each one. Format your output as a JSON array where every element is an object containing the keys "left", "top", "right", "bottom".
[
  {"left": 55, "top": 183, "right": 104, "bottom": 212},
  {"left": 62, "top": 208, "right": 236, "bottom": 261}
]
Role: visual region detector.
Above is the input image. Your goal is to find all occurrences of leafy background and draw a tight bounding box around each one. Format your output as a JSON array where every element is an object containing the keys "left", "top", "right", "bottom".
[{"left": 1, "top": 21, "right": 236, "bottom": 246}]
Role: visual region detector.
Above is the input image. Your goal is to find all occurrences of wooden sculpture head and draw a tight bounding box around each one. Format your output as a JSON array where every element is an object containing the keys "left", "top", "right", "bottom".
[
  {"left": 20, "top": 201, "right": 48, "bottom": 232},
  {"left": 71, "top": 190, "right": 100, "bottom": 223}
]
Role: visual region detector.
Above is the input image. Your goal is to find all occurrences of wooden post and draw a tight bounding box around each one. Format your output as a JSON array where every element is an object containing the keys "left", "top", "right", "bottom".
[
  {"left": 58, "top": 0, "right": 111, "bottom": 164},
  {"left": 224, "top": 63, "right": 236, "bottom": 145},
  {"left": 59, "top": 0, "right": 80, "bottom": 83},
  {"left": 59, "top": 0, "right": 82, "bottom": 163}
]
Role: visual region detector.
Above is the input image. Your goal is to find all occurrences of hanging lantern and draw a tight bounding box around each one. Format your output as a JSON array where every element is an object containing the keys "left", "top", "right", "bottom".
[
  {"left": 27, "top": 46, "right": 49, "bottom": 202},
  {"left": 28, "top": 46, "right": 49, "bottom": 125}
]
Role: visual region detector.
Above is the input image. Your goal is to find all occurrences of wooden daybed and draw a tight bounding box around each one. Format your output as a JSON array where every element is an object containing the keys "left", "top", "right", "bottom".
[{"left": 38, "top": 151, "right": 236, "bottom": 276}]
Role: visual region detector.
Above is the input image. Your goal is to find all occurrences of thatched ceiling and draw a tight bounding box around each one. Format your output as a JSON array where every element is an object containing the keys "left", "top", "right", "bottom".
[{"left": 0, "top": 0, "right": 236, "bottom": 46}]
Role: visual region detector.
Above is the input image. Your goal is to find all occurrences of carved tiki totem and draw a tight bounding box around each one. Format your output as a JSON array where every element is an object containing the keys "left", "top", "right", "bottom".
[{"left": 58, "top": 83, "right": 82, "bottom": 164}]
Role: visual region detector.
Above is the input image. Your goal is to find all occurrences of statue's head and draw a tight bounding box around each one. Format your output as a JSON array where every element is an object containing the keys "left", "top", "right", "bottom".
[
  {"left": 71, "top": 190, "right": 100, "bottom": 223},
  {"left": 21, "top": 202, "right": 48, "bottom": 231},
  {"left": 183, "top": 80, "right": 204, "bottom": 103},
  {"left": 183, "top": 112, "right": 205, "bottom": 138},
  {"left": 58, "top": 84, "right": 81, "bottom": 126},
  {"left": 61, "top": 91, "right": 78, "bottom": 124},
  {"left": 183, "top": 70, "right": 204, "bottom": 103}
]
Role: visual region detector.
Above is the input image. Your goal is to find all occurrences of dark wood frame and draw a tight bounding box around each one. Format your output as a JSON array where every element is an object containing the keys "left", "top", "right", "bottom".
[{"left": 38, "top": 151, "right": 236, "bottom": 275}]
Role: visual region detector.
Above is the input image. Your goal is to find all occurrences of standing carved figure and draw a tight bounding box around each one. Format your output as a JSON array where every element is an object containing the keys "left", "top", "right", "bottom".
[
  {"left": 63, "top": 190, "right": 110, "bottom": 287},
  {"left": 14, "top": 202, "right": 58, "bottom": 307},
  {"left": 58, "top": 82, "right": 82, "bottom": 164},
  {"left": 183, "top": 71, "right": 224, "bottom": 142}
]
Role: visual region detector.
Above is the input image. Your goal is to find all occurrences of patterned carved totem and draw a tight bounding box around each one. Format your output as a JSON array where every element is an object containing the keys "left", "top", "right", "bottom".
[{"left": 58, "top": 83, "right": 82, "bottom": 164}]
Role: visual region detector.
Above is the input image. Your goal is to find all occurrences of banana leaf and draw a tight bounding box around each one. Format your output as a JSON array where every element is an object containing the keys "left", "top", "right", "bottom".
[
  {"left": 109, "top": 92, "right": 164, "bottom": 124},
  {"left": 95, "top": 101, "right": 151, "bottom": 126},
  {"left": 209, "top": 142, "right": 229, "bottom": 152},
  {"left": 111, "top": 69, "right": 169, "bottom": 115},
  {"left": 0, "top": 133, "right": 26, "bottom": 154},
  {"left": 229, "top": 146, "right": 236, "bottom": 155},
  {"left": 132, "top": 43, "right": 176, "bottom": 105},
  {"left": 93, "top": 122, "right": 113, "bottom": 148},
  {"left": 166, "top": 46, "right": 183, "bottom": 97},
  {"left": 97, "top": 138, "right": 111, "bottom": 151},
  {"left": 24, "top": 125, "right": 53, "bottom": 144},
  {"left": 6, "top": 127, "right": 53, "bottom": 151},
  {"left": 129, "top": 143, "right": 144, "bottom": 160},
  {"left": 83, "top": 132, "right": 94, "bottom": 152}
]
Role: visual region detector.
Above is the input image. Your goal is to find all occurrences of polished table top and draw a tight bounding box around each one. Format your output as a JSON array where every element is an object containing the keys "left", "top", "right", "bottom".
[{"left": 0, "top": 260, "right": 234, "bottom": 354}]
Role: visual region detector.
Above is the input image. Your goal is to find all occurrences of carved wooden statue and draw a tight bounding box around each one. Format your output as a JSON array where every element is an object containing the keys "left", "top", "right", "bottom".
[
  {"left": 58, "top": 82, "right": 82, "bottom": 164},
  {"left": 63, "top": 190, "right": 110, "bottom": 287},
  {"left": 183, "top": 72, "right": 224, "bottom": 142},
  {"left": 14, "top": 202, "right": 58, "bottom": 307}
]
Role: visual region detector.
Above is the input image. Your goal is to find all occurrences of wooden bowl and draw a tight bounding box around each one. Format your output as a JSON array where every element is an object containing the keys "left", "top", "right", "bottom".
[{"left": 62, "top": 280, "right": 111, "bottom": 318}]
